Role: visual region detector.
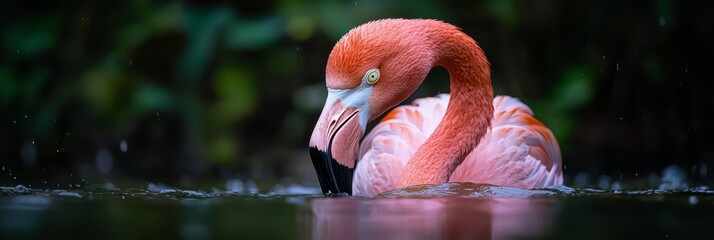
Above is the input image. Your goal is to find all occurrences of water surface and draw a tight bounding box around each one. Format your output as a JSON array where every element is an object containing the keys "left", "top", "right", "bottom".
[{"left": 1, "top": 183, "right": 713, "bottom": 239}]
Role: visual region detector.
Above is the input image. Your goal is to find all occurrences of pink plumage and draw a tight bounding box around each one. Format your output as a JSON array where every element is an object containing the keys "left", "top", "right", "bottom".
[
  {"left": 308, "top": 19, "right": 563, "bottom": 196},
  {"left": 354, "top": 95, "right": 562, "bottom": 196}
]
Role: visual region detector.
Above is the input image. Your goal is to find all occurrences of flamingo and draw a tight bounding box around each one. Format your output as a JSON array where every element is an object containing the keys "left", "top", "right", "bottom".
[{"left": 308, "top": 19, "right": 562, "bottom": 196}]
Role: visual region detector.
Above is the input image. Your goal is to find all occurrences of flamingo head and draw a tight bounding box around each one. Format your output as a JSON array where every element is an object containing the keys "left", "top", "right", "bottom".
[{"left": 308, "top": 19, "right": 438, "bottom": 196}]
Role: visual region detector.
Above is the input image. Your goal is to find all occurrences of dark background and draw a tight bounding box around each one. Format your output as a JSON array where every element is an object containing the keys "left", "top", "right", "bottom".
[{"left": 1, "top": 0, "right": 712, "bottom": 189}]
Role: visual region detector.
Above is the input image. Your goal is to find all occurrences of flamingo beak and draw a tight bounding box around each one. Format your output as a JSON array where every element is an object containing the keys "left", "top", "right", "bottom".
[{"left": 309, "top": 99, "right": 364, "bottom": 196}]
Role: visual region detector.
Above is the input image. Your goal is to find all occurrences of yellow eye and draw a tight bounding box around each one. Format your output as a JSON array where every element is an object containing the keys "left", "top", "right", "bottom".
[{"left": 364, "top": 69, "right": 380, "bottom": 85}]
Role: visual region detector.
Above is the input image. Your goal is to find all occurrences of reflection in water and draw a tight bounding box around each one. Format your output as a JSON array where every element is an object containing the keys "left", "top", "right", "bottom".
[
  {"left": 302, "top": 196, "right": 558, "bottom": 240},
  {"left": 0, "top": 195, "right": 51, "bottom": 239},
  {"left": 2, "top": 183, "right": 712, "bottom": 238}
]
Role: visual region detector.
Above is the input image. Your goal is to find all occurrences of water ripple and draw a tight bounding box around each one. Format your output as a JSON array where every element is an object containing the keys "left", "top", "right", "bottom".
[{"left": 0, "top": 182, "right": 712, "bottom": 201}]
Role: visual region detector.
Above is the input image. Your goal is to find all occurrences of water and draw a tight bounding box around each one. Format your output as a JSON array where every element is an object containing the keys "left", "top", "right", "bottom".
[{"left": 1, "top": 183, "right": 713, "bottom": 239}]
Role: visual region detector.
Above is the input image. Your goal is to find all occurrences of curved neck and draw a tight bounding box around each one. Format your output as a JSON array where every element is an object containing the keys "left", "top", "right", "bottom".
[{"left": 397, "top": 29, "right": 494, "bottom": 187}]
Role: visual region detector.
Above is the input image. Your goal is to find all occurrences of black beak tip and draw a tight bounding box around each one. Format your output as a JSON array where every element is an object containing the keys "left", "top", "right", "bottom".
[{"left": 309, "top": 147, "right": 354, "bottom": 196}]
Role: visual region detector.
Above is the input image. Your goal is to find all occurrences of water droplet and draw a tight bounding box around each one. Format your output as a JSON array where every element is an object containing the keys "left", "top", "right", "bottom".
[
  {"left": 156, "top": 112, "right": 160, "bottom": 117},
  {"left": 659, "top": 16, "right": 666, "bottom": 26},
  {"left": 17, "top": 49, "right": 19, "bottom": 53},
  {"left": 700, "top": 163, "right": 708, "bottom": 177},
  {"left": 659, "top": 165, "right": 687, "bottom": 190},
  {"left": 24, "top": 115, "right": 28, "bottom": 119},
  {"left": 56, "top": 149, "right": 59, "bottom": 153},
  {"left": 296, "top": 46, "right": 299, "bottom": 51},
  {"left": 226, "top": 179, "right": 244, "bottom": 193},
  {"left": 129, "top": 60, "right": 133, "bottom": 66},
  {"left": 120, "top": 140, "right": 128, "bottom": 152},
  {"left": 689, "top": 195, "right": 698, "bottom": 205},
  {"left": 13, "top": 120, "right": 16, "bottom": 124},
  {"left": 96, "top": 148, "right": 114, "bottom": 174},
  {"left": 616, "top": 63, "right": 620, "bottom": 71},
  {"left": 245, "top": 181, "right": 259, "bottom": 194},
  {"left": 66, "top": 132, "right": 70, "bottom": 136},
  {"left": 122, "top": 195, "right": 125, "bottom": 200},
  {"left": 619, "top": 117, "right": 623, "bottom": 120},
  {"left": 684, "top": 68, "right": 688, "bottom": 73},
  {"left": 32, "top": 141, "right": 35, "bottom": 144}
]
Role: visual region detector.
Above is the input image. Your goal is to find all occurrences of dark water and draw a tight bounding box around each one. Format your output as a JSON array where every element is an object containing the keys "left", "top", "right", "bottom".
[{"left": 1, "top": 183, "right": 713, "bottom": 240}]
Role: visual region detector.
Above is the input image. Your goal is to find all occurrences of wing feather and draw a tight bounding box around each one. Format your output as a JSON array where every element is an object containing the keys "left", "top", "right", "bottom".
[
  {"left": 353, "top": 94, "right": 562, "bottom": 195},
  {"left": 450, "top": 96, "right": 562, "bottom": 188}
]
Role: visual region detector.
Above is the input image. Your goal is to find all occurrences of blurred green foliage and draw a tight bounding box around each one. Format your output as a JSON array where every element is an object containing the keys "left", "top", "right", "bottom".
[{"left": 0, "top": 1, "right": 712, "bottom": 186}]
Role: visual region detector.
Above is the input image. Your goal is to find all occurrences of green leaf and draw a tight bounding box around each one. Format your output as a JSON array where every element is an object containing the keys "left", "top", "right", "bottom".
[
  {"left": 0, "top": 68, "right": 18, "bottom": 107},
  {"left": 3, "top": 18, "right": 58, "bottom": 57},
  {"left": 227, "top": 17, "right": 284, "bottom": 49},
  {"left": 209, "top": 135, "right": 239, "bottom": 165},
  {"left": 133, "top": 82, "right": 174, "bottom": 114},
  {"left": 213, "top": 66, "right": 257, "bottom": 123},
  {"left": 554, "top": 67, "right": 594, "bottom": 110},
  {"left": 179, "top": 7, "right": 233, "bottom": 82}
]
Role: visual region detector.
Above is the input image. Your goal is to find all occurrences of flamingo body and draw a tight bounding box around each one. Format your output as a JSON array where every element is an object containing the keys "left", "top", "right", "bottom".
[
  {"left": 308, "top": 19, "right": 563, "bottom": 196},
  {"left": 354, "top": 95, "right": 562, "bottom": 196}
]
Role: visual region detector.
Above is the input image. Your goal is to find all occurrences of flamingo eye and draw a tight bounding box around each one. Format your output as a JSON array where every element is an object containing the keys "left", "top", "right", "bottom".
[{"left": 364, "top": 69, "right": 380, "bottom": 85}]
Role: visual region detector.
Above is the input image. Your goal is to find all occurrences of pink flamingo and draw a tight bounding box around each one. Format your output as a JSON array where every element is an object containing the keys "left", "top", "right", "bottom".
[{"left": 308, "top": 19, "right": 562, "bottom": 196}]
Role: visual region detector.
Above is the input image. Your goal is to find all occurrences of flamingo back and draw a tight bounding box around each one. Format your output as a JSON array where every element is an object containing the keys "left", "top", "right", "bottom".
[
  {"left": 353, "top": 94, "right": 562, "bottom": 196},
  {"left": 449, "top": 96, "right": 563, "bottom": 188}
]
